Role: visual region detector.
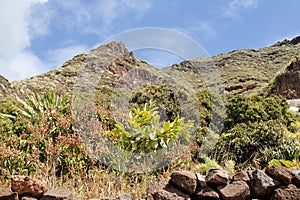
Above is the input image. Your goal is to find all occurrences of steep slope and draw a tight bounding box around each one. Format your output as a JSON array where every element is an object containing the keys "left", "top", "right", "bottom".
[
  {"left": 172, "top": 40, "right": 300, "bottom": 95},
  {"left": 2, "top": 36, "right": 300, "bottom": 100}
]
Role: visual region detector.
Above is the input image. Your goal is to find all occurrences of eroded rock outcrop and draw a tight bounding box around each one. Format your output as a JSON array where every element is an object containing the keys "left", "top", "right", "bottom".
[{"left": 271, "top": 58, "right": 300, "bottom": 99}]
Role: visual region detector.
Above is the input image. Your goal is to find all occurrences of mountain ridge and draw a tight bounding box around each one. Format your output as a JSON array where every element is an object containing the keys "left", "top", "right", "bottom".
[{"left": 2, "top": 36, "right": 300, "bottom": 102}]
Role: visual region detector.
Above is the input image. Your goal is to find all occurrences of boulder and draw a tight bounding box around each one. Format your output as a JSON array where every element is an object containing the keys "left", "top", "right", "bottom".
[
  {"left": 194, "top": 187, "right": 219, "bottom": 200},
  {"left": 0, "top": 188, "right": 18, "bottom": 200},
  {"left": 169, "top": 171, "right": 197, "bottom": 195},
  {"left": 217, "top": 181, "right": 250, "bottom": 200},
  {"left": 153, "top": 184, "right": 190, "bottom": 200},
  {"left": 233, "top": 170, "right": 250, "bottom": 183},
  {"left": 270, "top": 184, "right": 300, "bottom": 200},
  {"left": 206, "top": 169, "right": 230, "bottom": 186},
  {"left": 265, "top": 165, "right": 293, "bottom": 185},
  {"left": 250, "top": 170, "right": 281, "bottom": 199},
  {"left": 41, "top": 189, "right": 73, "bottom": 200},
  {"left": 11, "top": 175, "right": 48, "bottom": 199}
]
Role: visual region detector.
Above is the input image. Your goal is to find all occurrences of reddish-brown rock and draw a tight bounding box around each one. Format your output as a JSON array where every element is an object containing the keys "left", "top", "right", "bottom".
[
  {"left": 153, "top": 184, "right": 190, "bottom": 200},
  {"left": 233, "top": 170, "right": 250, "bottom": 183},
  {"left": 217, "top": 181, "right": 250, "bottom": 200},
  {"left": 169, "top": 171, "right": 197, "bottom": 195},
  {"left": 11, "top": 176, "right": 48, "bottom": 199},
  {"left": 266, "top": 165, "right": 293, "bottom": 185},
  {"left": 270, "top": 184, "right": 300, "bottom": 200},
  {"left": 194, "top": 187, "right": 219, "bottom": 200},
  {"left": 206, "top": 169, "right": 229, "bottom": 186}
]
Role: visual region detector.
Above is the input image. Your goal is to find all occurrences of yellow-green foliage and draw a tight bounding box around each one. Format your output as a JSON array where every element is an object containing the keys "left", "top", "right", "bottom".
[{"left": 106, "top": 100, "right": 194, "bottom": 154}]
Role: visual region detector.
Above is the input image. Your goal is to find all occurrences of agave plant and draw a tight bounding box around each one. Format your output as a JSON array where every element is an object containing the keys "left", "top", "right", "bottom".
[{"left": 13, "top": 91, "right": 70, "bottom": 123}]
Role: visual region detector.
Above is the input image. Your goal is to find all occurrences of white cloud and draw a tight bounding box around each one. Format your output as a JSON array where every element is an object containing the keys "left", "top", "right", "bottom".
[
  {"left": 222, "top": 0, "right": 259, "bottom": 18},
  {"left": 189, "top": 22, "right": 217, "bottom": 40},
  {"left": 0, "top": 0, "right": 154, "bottom": 81},
  {"left": 0, "top": 51, "right": 46, "bottom": 81},
  {"left": 0, "top": 0, "right": 48, "bottom": 81}
]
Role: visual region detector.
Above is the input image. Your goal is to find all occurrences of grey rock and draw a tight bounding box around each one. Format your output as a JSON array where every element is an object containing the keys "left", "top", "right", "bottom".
[
  {"left": 41, "top": 189, "right": 73, "bottom": 200},
  {"left": 251, "top": 170, "right": 281, "bottom": 199},
  {"left": 117, "top": 194, "right": 132, "bottom": 200},
  {"left": 0, "top": 188, "right": 18, "bottom": 200}
]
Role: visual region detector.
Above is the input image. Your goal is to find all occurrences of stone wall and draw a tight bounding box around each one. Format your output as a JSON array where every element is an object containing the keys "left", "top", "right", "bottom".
[
  {"left": 1, "top": 165, "right": 299, "bottom": 200},
  {"left": 147, "top": 165, "right": 300, "bottom": 200}
]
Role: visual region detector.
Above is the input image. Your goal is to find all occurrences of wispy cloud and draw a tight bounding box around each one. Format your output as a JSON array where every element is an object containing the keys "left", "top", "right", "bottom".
[
  {"left": 222, "top": 0, "right": 259, "bottom": 18},
  {"left": 46, "top": 44, "right": 89, "bottom": 69}
]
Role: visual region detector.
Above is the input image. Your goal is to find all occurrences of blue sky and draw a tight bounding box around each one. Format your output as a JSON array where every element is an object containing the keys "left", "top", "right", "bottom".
[{"left": 1, "top": 0, "right": 300, "bottom": 81}]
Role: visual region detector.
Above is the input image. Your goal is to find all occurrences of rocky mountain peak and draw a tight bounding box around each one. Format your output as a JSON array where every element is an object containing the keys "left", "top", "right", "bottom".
[{"left": 273, "top": 35, "right": 300, "bottom": 46}]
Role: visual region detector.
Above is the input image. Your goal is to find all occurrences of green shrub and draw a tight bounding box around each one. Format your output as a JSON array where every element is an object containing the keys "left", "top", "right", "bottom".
[
  {"left": 129, "top": 84, "right": 181, "bottom": 122},
  {"left": 106, "top": 100, "right": 194, "bottom": 154},
  {"left": 224, "top": 95, "right": 296, "bottom": 131},
  {"left": 212, "top": 94, "right": 300, "bottom": 168}
]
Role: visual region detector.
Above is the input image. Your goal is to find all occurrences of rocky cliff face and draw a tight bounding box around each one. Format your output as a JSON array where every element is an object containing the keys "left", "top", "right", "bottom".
[
  {"left": 2, "top": 36, "right": 300, "bottom": 101},
  {"left": 271, "top": 58, "right": 300, "bottom": 99}
]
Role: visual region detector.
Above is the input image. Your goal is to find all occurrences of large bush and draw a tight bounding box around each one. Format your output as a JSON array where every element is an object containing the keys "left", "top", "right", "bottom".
[{"left": 211, "top": 95, "right": 300, "bottom": 168}]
